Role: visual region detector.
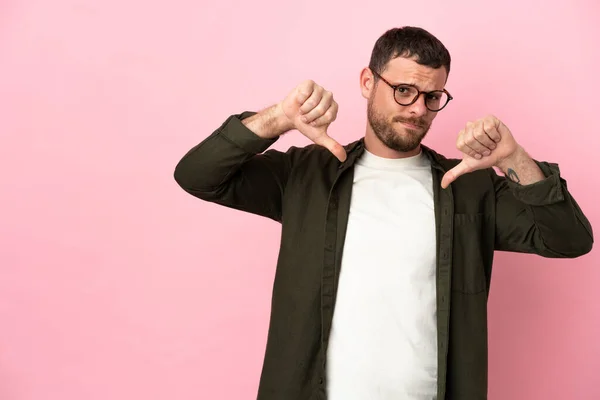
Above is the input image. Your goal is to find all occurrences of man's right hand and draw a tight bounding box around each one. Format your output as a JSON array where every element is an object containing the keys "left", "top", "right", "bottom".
[
  {"left": 279, "top": 80, "right": 346, "bottom": 162},
  {"left": 242, "top": 80, "right": 347, "bottom": 162}
]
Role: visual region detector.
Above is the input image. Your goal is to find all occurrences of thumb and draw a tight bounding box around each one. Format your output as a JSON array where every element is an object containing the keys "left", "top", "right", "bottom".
[
  {"left": 441, "top": 160, "right": 473, "bottom": 189},
  {"left": 313, "top": 133, "right": 347, "bottom": 162}
]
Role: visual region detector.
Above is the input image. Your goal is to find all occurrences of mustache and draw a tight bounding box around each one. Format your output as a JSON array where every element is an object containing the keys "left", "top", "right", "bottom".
[{"left": 392, "top": 116, "right": 426, "bottom": 127}]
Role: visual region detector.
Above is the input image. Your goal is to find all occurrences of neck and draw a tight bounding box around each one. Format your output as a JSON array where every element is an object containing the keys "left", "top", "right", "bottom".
[{"left": 363, "top": 128, "right": 422, "bottom": 159}]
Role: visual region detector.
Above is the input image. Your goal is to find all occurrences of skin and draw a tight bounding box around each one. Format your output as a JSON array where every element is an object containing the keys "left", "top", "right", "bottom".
[{"left": 241, "top": 56, "right": 546, "bottom": 187}]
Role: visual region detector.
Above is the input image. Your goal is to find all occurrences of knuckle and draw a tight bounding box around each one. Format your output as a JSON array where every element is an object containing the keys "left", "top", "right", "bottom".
[
  {"left": 298, "top": 89, "right": 309, "bottom": 98},
  {"left": 299, "top": 80, "right": 314, "bottom": 92},
  {"left": 315, "top": 103, "right": 327, "bottom": 114}
]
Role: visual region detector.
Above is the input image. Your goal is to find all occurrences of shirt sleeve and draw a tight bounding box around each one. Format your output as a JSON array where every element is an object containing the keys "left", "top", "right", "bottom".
[
  {"left": 492, "top": 160, "right": 594, "bottom": 257},
  {"left": 173, "top": 112, "right": 292, "bottom": 222}
]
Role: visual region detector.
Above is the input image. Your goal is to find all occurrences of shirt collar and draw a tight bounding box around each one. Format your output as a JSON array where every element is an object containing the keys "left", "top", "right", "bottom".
[{"left": 341, "top": 137, "right": 451, "bottom": 172}]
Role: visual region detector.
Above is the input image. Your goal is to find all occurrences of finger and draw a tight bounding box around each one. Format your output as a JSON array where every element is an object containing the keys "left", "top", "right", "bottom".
[
  {"left": 313, "top": 134, "right": 347, "bottom": 162},
  {"left": 441, "top": 160, "right": 473, "bottom": 189},
  {"left": 457, "top": 134, "right": 483, "bottom": 160},
  {"left": 473, "top": 120, "right": 497, "bottom": 151},
  {"left": 494, "top": 118, "right": 511, "bottom": 140},
  {"left": 465, "top": 145, "right": 483, "bottom": 159},
  {"left": 299, "top": 86, "right": 323, "bottom": 116},
  {"left": 464, "top": 123, "right": 491, "bottom": 156},
  {"left": 295, "top": 81, "right": 315, "bottom": 106},
  {"left": 303, "top": 91, "right": 333, "bottom": 124},
  {"left": 310, "top": 100, "right": 338, "bottom": 127},
  {"left": 483, "top": 117, "right": 502, "bottom": 143}
]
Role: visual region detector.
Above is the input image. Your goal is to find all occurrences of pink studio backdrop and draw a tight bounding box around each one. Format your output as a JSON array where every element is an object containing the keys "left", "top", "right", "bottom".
[{"left": 1, "top": 1, "right": 598, "bottom": 399}]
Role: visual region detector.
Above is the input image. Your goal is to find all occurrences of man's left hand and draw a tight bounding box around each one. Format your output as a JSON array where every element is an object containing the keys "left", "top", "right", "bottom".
[{"left": 441, "top": 115, "right": 521, "bottom": 189}]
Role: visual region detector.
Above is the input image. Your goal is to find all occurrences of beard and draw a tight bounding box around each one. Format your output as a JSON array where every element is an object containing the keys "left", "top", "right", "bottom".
[{"left": 367, "top": 97, "right": 431, "bottom": 153}]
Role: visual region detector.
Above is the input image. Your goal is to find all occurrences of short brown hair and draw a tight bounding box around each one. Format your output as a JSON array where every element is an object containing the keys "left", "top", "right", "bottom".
[{"left": 368, "top": 26, "right": 451, "bottom": 77}]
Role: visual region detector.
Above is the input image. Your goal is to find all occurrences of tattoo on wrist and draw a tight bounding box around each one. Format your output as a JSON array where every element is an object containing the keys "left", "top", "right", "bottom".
[{"left": 507, "top": 168, "right": 521, "bottom": 184}]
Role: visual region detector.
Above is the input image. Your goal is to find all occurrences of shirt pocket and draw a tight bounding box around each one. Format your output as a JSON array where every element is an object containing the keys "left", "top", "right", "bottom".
[{"left": 451, "top": 213, "right": 487, "bottom": 294}]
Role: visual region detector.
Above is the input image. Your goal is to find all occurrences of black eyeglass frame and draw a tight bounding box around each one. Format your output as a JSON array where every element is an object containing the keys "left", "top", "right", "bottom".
[{"left": 371, "top": 69, "right": 453, "bottom": 112}]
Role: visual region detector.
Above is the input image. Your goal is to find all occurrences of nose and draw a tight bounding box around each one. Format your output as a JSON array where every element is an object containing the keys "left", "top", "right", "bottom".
[{"left": 406, "top": 93, "right": 429, "bottom": 116}]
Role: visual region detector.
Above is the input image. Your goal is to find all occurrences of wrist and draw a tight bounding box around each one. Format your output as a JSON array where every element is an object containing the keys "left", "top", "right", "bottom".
[
  {"left": 273, "top": 102, "right": 295, "bottom": 134},
  {"left": 242, "top": 103, "right": 294, "bottom": 140},
  {"left": 497, "top": 145, "right": 527, "bottom": 173},
  {"left": 496, "top": 145, "right": 546, "bottom": 185}
]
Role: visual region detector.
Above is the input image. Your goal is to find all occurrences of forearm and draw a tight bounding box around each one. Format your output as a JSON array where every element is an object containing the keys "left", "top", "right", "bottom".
[
  {"left": 242, "top": 103, "right": 295, "bottom": 139},
  {"left": 497, "top": 146, "right": 546, "bottom": 185}
]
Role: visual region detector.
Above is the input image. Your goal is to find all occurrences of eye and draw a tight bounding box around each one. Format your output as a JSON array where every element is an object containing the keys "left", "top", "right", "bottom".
[{"left": 396, "top": 85, "right": 416, "bottom": 98}]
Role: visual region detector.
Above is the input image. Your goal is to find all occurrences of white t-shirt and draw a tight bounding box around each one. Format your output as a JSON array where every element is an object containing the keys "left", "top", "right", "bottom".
[{"left": 326, "top": 148, "right": 438, "bottom": 400}]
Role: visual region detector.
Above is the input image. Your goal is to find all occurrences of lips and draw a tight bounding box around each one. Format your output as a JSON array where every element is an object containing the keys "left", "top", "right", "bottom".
[{"left": 398, "top": 121, "right": 423, "bottom": 129}]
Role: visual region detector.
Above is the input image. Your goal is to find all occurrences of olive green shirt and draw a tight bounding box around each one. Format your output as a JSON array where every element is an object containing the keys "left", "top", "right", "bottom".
[{"left": 174, "top": 112, "right": 593, "bottom": 400}]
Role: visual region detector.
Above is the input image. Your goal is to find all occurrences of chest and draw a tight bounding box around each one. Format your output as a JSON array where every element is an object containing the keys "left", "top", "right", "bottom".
[
  {"left": 348, "top": 166, "right": 435, "bottom": 240},
  {"left": 341, "top": 167, "right": 437, "bottom": 278}
]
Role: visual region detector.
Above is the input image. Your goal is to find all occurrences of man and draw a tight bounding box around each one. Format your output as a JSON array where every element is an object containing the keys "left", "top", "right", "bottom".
[{"left": 174, "top": 26, "right": 593, "bottom": 400}]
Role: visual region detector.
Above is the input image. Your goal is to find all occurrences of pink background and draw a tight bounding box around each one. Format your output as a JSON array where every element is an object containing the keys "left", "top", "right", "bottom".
[{"left": 1, "top": 1, "right": 598, "bottom": 399}]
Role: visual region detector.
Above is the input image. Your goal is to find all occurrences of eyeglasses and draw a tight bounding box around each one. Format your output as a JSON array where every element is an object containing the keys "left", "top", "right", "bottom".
[{"left": 371, "top": 70, "right": 453, "bottom": 112}]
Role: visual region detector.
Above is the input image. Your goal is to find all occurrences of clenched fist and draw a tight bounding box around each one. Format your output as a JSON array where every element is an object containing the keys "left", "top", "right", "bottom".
[
  {"left": 279, "top": 80, "right": 347, "bottom": 162},
  {"left": 441, "top": 115, "right": 521, "bottom": 188}
]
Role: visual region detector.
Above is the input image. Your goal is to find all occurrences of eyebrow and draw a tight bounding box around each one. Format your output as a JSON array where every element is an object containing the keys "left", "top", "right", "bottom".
[{"left": 394, "top": 81, "right": 442, "bottom": 92}]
